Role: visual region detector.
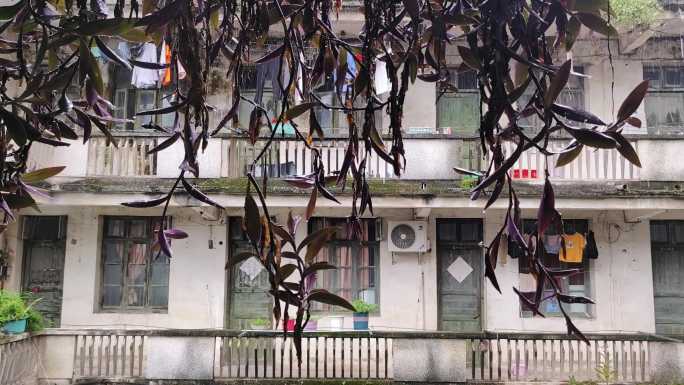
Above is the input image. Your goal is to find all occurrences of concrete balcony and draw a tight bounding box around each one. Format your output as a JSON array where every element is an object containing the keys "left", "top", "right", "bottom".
[
  {"left": 25, "top": 133, "right": 681, "bottom": 183},
  {"left": 0, "top": 329, "right": 679, "bottom": 384}
]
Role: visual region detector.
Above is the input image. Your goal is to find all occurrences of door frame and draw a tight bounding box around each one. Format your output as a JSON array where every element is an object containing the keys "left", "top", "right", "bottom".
[
  {"left": 20, "top": 215, "right": 68, "bottom": 328},
  {"left": 435, "top": 218, "right": 484, "bottom": 332}
]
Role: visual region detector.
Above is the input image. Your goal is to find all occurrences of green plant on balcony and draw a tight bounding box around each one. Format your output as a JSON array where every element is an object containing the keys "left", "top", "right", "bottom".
[
  {"left": 460, "top": 176, "right": 478, "bottom": 189},
  {"left": 351, "top": 299, "right": 378, "bottom": 314},
  {"left": 249, "top": 318, "right": 270, "bottom": 329},
  {"left": 0, "top": 290, "right": 45, "bottom": 333}
]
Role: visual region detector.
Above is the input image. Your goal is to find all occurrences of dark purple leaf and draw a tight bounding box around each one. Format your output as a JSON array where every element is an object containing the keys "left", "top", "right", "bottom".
[
  {"left": 243, "top": 193, "right": 261, "bottom": 243},
  {"left": 552, "top": 103, "right": 606, "bottom": 126},
  {"left": 164, "top": 228, "right": 188, "bottom": 239},
  {"left": 555, "top": 141, "right": 583, "bottom": 168},
  {"left": 147, "top": 133, "right": 180, "bottom": 154},
  {"left": 307, "top": 289, "right": 355, "bottom": 311},
  {"left": 604, "top": 131, "right": 642, "bottom": 167},
  {"left": 544, "top": 59, "right": 571, "bottom": 108},
  {"left": 121, "top": 196, "right": 168, "bottom": 208},
  {"left": 565, "top": 126, "right": 617, "bottom": 149},
  {"left": 181, "top": 177, "right": 223, "bottom": 209},
  {"left": 130, "top": 60, "right": 169, "bottom": 70},
  {"left": 538, "top": 178, "right": 560, "bottom": 236},
  {"left": 617, "top": 80, "right": 649, "bottom": 122},
  {"left": 157, "top": 229, "right": 172, "bottom": 258}
]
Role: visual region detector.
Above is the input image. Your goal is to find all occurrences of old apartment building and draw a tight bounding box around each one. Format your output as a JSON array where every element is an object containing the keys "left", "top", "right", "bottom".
[{"left": 3, "top": 1, "right": 684, "bottom": 384}]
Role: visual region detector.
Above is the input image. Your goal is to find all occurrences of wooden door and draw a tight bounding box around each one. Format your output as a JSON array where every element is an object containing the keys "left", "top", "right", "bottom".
[
  {"left": 437, "top": 219, "right": 483, "bottom": 332},
  {"left": 22, "top": 216, "right": 67, "bottom": 328},
  {"left": 651, "top": 220, "right": 684, "bottom": 336}
]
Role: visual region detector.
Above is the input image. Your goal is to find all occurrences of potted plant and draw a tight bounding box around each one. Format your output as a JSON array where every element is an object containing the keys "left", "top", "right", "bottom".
[
  {"left": 0, "top": 291, "right": 45, "bottom": 334},
  {"left": 351, "top": 299, "right": 377, "bottom": 330},
  {"left": 249, "top": 318, "right": 270, "bottom": 330}
]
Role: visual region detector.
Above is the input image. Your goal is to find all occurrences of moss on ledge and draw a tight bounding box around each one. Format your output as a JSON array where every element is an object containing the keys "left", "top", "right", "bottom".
[{"left": 44, "top": 177, "right": 684, "bottom": 200}]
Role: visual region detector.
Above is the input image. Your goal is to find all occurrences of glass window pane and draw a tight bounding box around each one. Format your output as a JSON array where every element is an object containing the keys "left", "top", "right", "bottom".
[
  {"left": 460, "top": 221, "right": 480, "bottom": 242},
  {"left": 106, "top": 219, "right": 126, "bottom": 237},
  {"left": 135, "top": 90, "right": 157, "bottom": 128},
  {"left": 651, "top": 222, "right": 669, "bottom": 243},
  {"left": 664, "top": 67, "right": 682, "bottom": 87},
  {"left": 113, "top": 89, "right": 128, "bottom": 129},
  {"left": 159, "top": 91, "right": 176, "bottom": 128},
  {"left": 102, "top": 285, "right": 121, "bottom": 307},
  {"left": 128, "top": 242, "right": 148, "bottom": 264},
  {"left": 645, "top": 92, "right": 684, "bottom": 134},
  {"left": 148, "top": 286, "right": 168, "bottom": 307},
  {"left": 126, "top": 286, "right": 145, "bottom": 306},
  {"left": 129, "top": 220, "right": 148, "bottom": 238},
  {"left": 104, "top": 265, "right": 122, "bottom": 285},
  {"left": 150, "top": 263, "right": 169, "bottom": 285},
  {"left": 438, "top": 222, "right": 458, "bottom": 241},
  {"left": 437, "top": 93, "right": 480, "bottom": 134},
  {"left": 104, "top": 242, "right": 124, "bottom": 264},
  {"left": 457, "top": 70, "right": 478, "bottom": 89},
  {"left": 127, "top": 264, "right": 146, "bottom": 285}
]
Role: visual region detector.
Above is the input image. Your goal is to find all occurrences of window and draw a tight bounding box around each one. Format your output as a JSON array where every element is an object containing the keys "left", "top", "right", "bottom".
[
  {"left": 518, "top": 66, "right": 586, "bottom": 134},
  {"left": 100, "top": 217, "right": 170, "bottom": 311},
  {"left": 437, "top": 70, "right": 480, "bottom": 135},
  {"left": 643, "top": 64, "right": 684, "bottom": 135},
  {"left": 227, "top": 217, "right": 272, "bottom": 328},
  {"left": 238, "top": 64, "right": 281, "bottom": 131},
  {"left": 308, "top": 218, "right": 380, "bottom": 312},
  {"left": 518, "top": 219, "right": 592, "bottom": 317},
  {"left": 109, "top": 43, "right": 180, "bottom": 131}
]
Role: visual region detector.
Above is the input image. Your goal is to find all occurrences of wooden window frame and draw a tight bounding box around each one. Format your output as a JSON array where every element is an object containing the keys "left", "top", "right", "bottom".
[
  {"left": 436, "top": 70, "right": 480, "bottom": 135},
  {"left": 643, "top": 63, "right": 684, "bottom": 135},
  {"left": 99, "top": 216, "right": 170, "bottom": 313},
  {"left": 308, "top": 218, "right": 381, "bottom": 314},
  {"left": 518, "top": 218, "right": 593, "bottom": 318}
]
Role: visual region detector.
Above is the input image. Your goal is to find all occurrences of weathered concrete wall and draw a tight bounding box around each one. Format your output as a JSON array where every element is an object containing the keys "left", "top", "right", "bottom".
[
  {"left": 650, "top": 341, "right": 684, "bottom": 384},
  {"left": 2, "top": 202, "right": 667, "bottom": 334},
  {"left": 9, "top": 206, "right": 229, "bottom": 329},
  {"left": 392, "top": 338, "right": 467, "bottom": 382},
  {"left": 145, "top": 336, "right": 215, "bottom": 379},
  {"left": 484, "top": 209, "right": 656, "bottom": 334}
]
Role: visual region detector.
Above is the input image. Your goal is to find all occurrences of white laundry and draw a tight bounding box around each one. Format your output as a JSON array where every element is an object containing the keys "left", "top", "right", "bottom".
[
  {"left": 131, "top": 43, "right": 159, "bottom": 88},
  {"left": 374, "top": 59, "right": 390, "bottom": 95}
]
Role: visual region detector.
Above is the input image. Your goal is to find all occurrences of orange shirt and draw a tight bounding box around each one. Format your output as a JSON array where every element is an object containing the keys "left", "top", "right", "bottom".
[{"left": 559, "top": 233, "right": 586, "bottom": 263}]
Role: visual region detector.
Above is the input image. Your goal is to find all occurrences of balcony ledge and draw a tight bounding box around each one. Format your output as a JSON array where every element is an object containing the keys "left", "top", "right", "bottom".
[{"left": 41, "top": 177, "right": 684, "bottom": 200}]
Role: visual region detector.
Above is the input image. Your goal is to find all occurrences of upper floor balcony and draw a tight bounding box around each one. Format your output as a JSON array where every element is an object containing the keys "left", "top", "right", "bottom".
[{"left": 26, "top": 131, "right": 680, "bottom": 184}]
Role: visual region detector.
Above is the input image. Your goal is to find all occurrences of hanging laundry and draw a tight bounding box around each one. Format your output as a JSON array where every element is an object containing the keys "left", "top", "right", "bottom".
[
  {"left": 583, "top": 230, "right": 599, "bottom": 260},
  {"left": 543, "top": 234, "right": 562, "bottom": 254},
  {"left": 131, "top": 43, "right": 159, "bottom": 88},
  {"left": 559, "top": 233, "right": 586, "bottom": 263},
  {"left": 90, "top": 0, "right": 110, "bottom": 18},
  {"left": 255, "top": 57, "right": 290, "bottom": 106},
  {"left": 374, "top": 59, "right": 390, "bottom": 94},
  {"left": 159, "top": 42, "right": 187, "bottom": 87},
  {"left": 116, "top": 42, "right": 131, "bottom": 61}
]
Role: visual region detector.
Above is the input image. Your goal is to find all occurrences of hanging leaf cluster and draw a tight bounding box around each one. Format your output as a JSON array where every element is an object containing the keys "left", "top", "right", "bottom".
[{"left": 0, "top": 0, "right": 645, "bottom": 359}]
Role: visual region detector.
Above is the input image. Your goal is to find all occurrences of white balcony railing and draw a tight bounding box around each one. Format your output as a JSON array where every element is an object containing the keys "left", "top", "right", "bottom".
[
  {"left": 27, "top": 134, "right": 671, "bottom": 182},
  {"left": 86, "top": 136, "right": 158, "bottom": 177},
  {"left": 0, "top": 329, "right": 672, "bottom": 383}
]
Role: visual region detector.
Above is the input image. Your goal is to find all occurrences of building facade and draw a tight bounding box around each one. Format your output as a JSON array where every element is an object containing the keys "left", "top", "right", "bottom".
[{"left": 3, "top": 2, "right": 684, "bottom": 343}]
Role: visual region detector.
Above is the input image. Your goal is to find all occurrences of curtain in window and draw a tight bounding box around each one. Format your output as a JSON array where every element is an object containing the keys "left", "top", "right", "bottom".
[{"left": 309, "top": 218, "right": 378, "bottom": 312}]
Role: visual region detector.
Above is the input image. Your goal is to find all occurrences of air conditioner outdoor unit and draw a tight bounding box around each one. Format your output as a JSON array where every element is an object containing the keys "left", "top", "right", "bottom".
[{"left": 387, "top": 221, "right": 428, "bottom": 253}]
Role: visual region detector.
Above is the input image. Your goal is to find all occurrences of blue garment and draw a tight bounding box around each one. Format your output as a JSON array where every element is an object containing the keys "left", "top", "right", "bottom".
[{"left": 255, "top": 58, "right": 289, "bottom": 105}]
